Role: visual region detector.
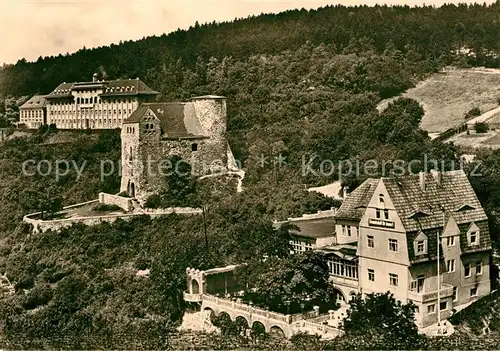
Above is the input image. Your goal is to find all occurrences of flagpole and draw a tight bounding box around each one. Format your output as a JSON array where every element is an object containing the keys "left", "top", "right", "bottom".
[
  {"left": 437, "top": 227, "right": 441, "bottom": 328},
  {"left": 437, "top": 207, "right": 445, "bottom": 330}
]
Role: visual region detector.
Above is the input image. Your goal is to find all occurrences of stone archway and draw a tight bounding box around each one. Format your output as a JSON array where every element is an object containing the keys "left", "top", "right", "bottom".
[
  {"left": 234, "top": 316, "right": 250, "bottom": 336},
  {"left": 191, "top": 279, "right": 200, "bottom": 294},
  {"left": 251, "top": 321, "right": 266, "bottom": 339},
  {"left": 269, "top": 325, "right": 285, "bottom": 338},
  {"left": 212, "top": 311, "right": 232, "bottom": 330},
  {"left": 333, "top": 288, "right": 347, "bottom": 305},
  {"left": 202, "top": 307, "right": 215, "bottom": 323}
]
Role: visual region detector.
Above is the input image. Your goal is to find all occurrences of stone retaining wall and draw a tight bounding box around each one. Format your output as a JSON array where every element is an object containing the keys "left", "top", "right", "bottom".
[
  {"left": 24, "top": 200, "right": 202, "bottom": 234},
  {"left": 99, "top": 192, "right": 133, "bottom": 212}
]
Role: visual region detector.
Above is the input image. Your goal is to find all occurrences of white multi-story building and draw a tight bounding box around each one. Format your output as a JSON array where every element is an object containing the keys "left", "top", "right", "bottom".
[
  {"left": 278, "top": 170, "right": 492, "bottom": 328},
  {"left": 19, "top": 95, "right": 47, "bottom": 128},
  {"left": 43, "top": 74, "right": 158, "bottom": 129}
]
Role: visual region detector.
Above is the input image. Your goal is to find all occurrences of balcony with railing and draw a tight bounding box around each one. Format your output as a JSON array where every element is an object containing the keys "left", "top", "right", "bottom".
[
  {"left": 330, "top": 275, "right": 359, "bottom": 288},
  {"left": 183, "top": 291, "right": 203, "bottom": 302},
  {"left": 407, "top": 283, "right": 454, "bottom": 303}
]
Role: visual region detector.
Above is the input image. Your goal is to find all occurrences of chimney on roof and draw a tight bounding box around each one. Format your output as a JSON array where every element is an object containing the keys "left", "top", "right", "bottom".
[
  {"left": 431, "top": 169, "right": 442, "bottom": 186},
  {"left": 343, "top": 185, "right": 350, "bottom": 199},
  {"left": 93, "top": 73, "right": 98, "bottom": 82},
  {"left": 419, "top": 171, "right": 426, "bottom": 192}
]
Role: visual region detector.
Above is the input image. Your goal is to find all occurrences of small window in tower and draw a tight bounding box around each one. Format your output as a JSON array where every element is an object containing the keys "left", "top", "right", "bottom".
[{"left": 192, "top": 143, "right": 198, "bottom": 152}]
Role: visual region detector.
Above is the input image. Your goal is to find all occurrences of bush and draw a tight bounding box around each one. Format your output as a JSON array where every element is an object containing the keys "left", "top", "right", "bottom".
[
  {"left": 14, "top": 274, "right": 35, "bottom": 291},
  {"left": 475, "top": 122, "right": 489, "bottom": 133},
  {"left": 290, "top": 332, "right": 322, "bottom": 349},
  {"left": 465, "top": 107, "right": 481, "bottom": 119},
  {"left": 48, "top": 123, "right": 58, "bottom": 133},
  {"left": 22, "top": 284, "right": 53, "bottom": 310},
  {"left": 37, "top": 124, "right": 48, "bottom": 134},
  {"left": 0, "top": 117, "right": 11, "bottom": 128},
  {"left": 145, "top": 194, "right": 162, "bottom": 209},
  {"left": 117, "top": 191, "right": 130, "bottom": 197}
]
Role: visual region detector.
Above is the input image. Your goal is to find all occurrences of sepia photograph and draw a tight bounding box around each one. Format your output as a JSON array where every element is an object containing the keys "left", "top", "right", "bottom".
[{"left": 0, "top": 0, "right": 499, "bottom": 349}]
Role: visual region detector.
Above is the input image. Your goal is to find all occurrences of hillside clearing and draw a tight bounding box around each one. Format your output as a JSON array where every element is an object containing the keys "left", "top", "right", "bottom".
[{"left": 377, "top": 68, "right": 500, "bottom": 134}]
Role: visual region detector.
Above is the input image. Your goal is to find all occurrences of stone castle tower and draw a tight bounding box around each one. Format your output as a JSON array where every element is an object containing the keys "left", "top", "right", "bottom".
[{"left": 120, "top": 95, "right": 236, "bottom": 204}]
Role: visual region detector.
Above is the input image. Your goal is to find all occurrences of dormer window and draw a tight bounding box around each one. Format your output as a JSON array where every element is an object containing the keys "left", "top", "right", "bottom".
[
  {"left": 408, "top": 210, "right": 430, "bottom": 219},
  {"left": 413, "top": 231, "right": 428, "bottom": 255},
  {"left": 416, "top": 240, "right": 425, "bottom": 253},
  {"left": 470, "top": 231, "right": 478, "bottom": 245},
  {"left": 456, "top": 204, "right": 475, "bottom": 212},
  {"left": 467, "top": 223, "right": 480, "bottom": 246}
]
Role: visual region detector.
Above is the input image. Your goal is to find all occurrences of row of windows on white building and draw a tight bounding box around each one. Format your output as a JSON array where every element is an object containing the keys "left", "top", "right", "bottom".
[
  {"left": 327, "top": 259, "right": 481, "bottom": 308},
  {"left": 323, "top": 252, "right": 483, "bottom": 289},
  {"left": 21, "top": 110, "right": 43, "bottom": 120},
  {"left": 365, "top": 230, "right": 479, "bottom": 254},
  {"left": 426, "top": 285, "right": 478, "bottom": 316},
  {"left": 49, "top": 97, "right": 136, "bottom": 105},
  {"left": 49, "top": 108, "right": 133, "bottom": 116},
  {"left": 445, "top": 259, "right": 483, "bottom": 275}
]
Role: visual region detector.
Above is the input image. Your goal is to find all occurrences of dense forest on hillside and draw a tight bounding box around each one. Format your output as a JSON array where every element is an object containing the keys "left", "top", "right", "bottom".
[
  {"left": 0, "top": 130, "right": 339, "bottom": 348},
  {"left": 0, "top": 2, "right": 500, "bottom": 349},
  {"left": 1, "top": 3, "right": 498, "bottom": 98},
  {"left": 1, "top": 3, "right": 498, "bottom": 181}
]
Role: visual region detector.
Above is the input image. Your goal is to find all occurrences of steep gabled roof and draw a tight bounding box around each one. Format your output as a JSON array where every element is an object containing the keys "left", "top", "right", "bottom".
[
  {"left": 123, "top": 102, "right": 206, "bottom": 139},
  {"left": 386, "top": 170, "right": 491, "bottom": 263},
  {"left": 20, "top": 95, "right": 47, "bottom": 109},
  {"left": 334, "top": 179, "right": 379, "bottom": 221},
  {"left": 382, "top": 170, "right": 486, "bottom": 232}
]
